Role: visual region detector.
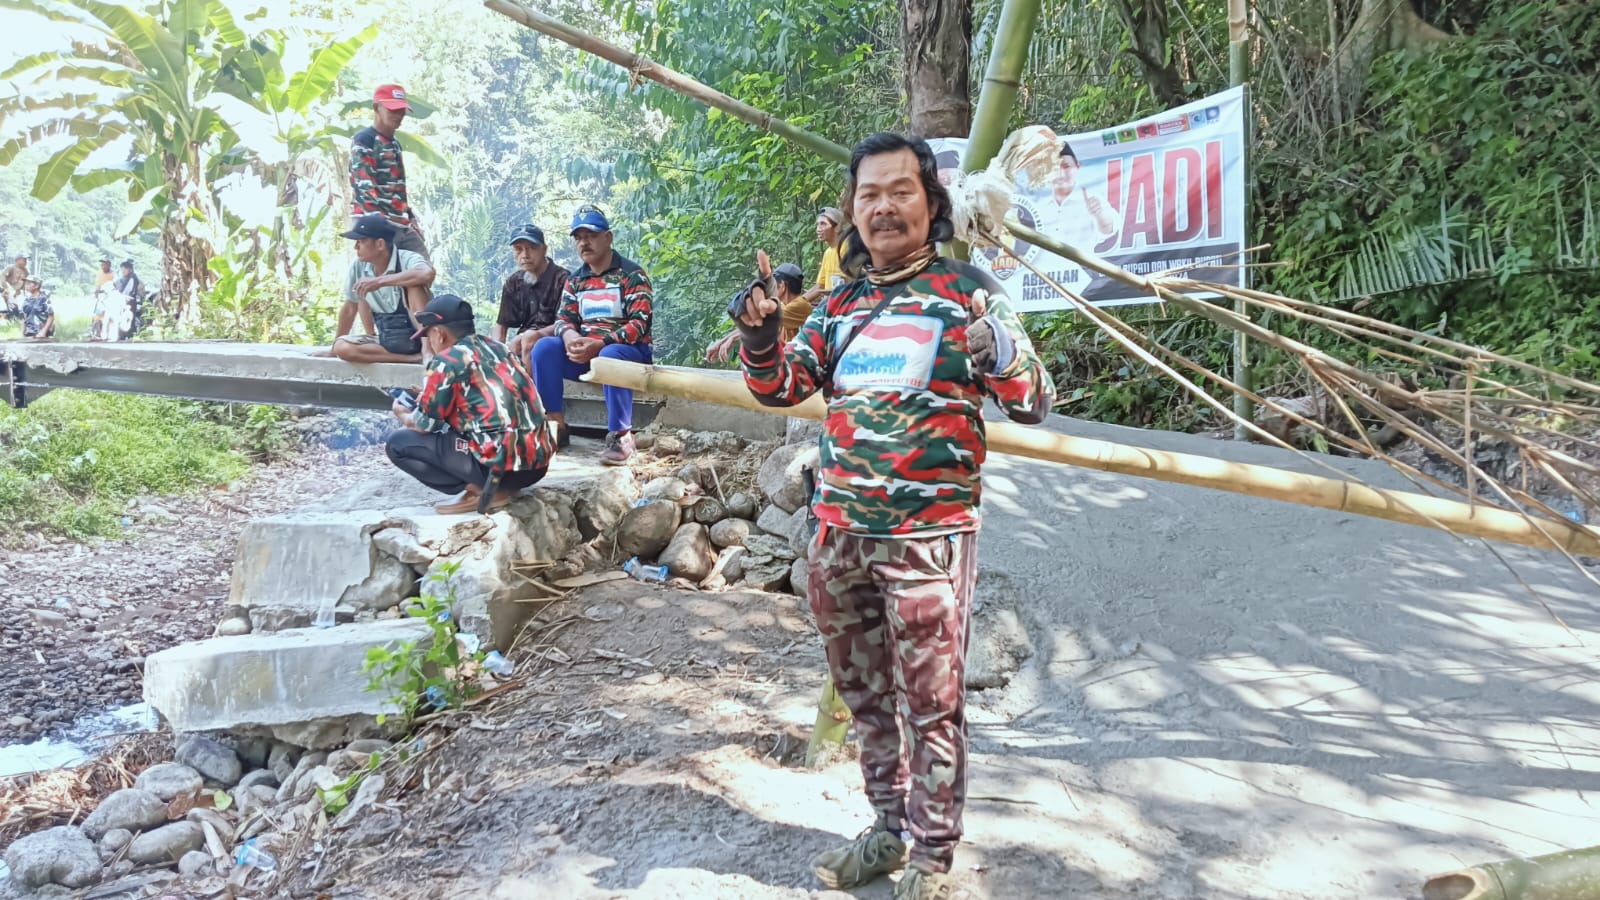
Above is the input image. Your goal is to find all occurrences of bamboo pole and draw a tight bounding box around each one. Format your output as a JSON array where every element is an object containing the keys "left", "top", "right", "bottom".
[
  {"left": 962, "top": 0, "right": 1044, "bottom": 175},
  {"left": 805, "top": 675, "right": 852, "bottom": 768},
  {"left": 1228, "top": 0, "right": 1255, "bottom": 440},
  {"left": 1423, "top": 847, "right": 1600, "bottom": 900},
  {"left": 584, "top": 358, "right": 1600, "bottom": 558},
  {"left": 483, "top": 0, "right": 851, "bottom": 166}
]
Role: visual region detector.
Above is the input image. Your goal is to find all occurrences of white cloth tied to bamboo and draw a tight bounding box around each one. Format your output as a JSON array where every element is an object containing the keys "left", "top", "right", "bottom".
[{"left": 944, "top": 125, "right": 1060, "bottom": 247}]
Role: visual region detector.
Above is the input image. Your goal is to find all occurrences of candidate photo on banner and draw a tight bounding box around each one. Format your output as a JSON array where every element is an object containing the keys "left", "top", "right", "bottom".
[{"left": 929, "top": 86, "right": 1248, "bottom": 315}]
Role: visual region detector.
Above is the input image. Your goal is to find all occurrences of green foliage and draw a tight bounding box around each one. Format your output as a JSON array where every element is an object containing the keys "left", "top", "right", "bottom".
[
  {"left": 0, "top": 392, "right": 252, "bottom": 539},
  {"left": 1266, "top": 0, "right": 1600, "bottom": 377},
  {"left": 362, "top": 561, "right": 486, "bottom": 725}
]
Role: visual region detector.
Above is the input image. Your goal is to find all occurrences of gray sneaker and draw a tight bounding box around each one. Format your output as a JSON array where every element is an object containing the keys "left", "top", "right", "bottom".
[
  {"left": 599, "top": 430, "right": 635, "bottom": 466},
  {"left": 811, "top": 823, "right": 908, "bottom": 889}
]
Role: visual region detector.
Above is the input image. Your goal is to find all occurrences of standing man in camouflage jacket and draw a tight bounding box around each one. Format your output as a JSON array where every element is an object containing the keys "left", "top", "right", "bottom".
[
  {"left": 349, "top": 84, "right": 429, "bottom": 260},
  {"left": 731, "top": 132, "right": 1055, "bottom": 900}
]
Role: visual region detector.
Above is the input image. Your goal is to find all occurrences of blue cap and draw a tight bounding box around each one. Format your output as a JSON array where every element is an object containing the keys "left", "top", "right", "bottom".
[
  {"left": 509, "top": 224, "right": 545, "bottom": 247},
  {"left": 570, "top": 205, "right": 611, "bottom": 235}
]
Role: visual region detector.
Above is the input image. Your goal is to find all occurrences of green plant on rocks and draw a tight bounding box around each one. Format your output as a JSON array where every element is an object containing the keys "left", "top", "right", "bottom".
[{"left": 362, "top": 561, "right": 488, "bottom": 725}]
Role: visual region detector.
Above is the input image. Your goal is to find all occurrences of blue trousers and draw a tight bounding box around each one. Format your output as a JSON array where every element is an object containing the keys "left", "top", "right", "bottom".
[{"left": 530, "top": 336, "right": 652, "bottom": 432}]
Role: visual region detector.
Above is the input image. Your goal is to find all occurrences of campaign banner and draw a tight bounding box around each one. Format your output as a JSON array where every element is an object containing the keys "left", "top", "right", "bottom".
[{"left": 928, "top": 86, "right": 1247, "bottom": 314}]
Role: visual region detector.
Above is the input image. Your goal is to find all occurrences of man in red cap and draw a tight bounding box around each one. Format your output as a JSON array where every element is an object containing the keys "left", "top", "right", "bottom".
[{"left": 350, "top": 84, "right": 429, "bottom": 260}]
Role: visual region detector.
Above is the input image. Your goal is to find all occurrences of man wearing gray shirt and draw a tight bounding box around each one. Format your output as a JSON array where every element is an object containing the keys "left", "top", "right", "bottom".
[{"left": 323, "top": 214, "right": 436, "bottom": 363}]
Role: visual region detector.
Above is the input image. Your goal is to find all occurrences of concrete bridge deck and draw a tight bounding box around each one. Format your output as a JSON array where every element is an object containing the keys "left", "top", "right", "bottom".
[{"left": 0, "top": 341, "right": 782, "bottom": 440}]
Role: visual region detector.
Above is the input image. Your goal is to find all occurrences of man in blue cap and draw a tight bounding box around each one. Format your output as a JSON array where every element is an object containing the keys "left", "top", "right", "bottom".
[
  {"left": 324, "top": 213, "right": 436, "bottom": 363},
  {"left": 493, "top": 224, "right": 570, "bottom": 359},
  {"left": 530, "top": 205, "right": 653, "bottom": 466}
]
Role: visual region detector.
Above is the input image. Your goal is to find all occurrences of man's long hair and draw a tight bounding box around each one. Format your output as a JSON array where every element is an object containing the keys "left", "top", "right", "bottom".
[{"left": 840, "top": 133, "right": 955, "bottom": 268}]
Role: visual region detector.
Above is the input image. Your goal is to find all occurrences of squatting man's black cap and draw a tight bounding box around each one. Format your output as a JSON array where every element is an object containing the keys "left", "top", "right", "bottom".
[
  {"left": 410, "top": 294, "right": 476, "bottom": 340},
  {"left": 342, "top": 213, "right": 398, "bottom": 241}
]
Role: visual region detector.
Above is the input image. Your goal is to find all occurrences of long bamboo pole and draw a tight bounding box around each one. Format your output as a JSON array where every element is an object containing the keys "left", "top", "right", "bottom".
[
  {"left": 1423, "top": 847, "right": 1600, "bottom": 900},
  {"left": 962, "top": 0, "right": 1044, "bottom": 175},
  {"left": 483, "top": 0, "right": 851, "bottom": 166},
  {"left": 1228, "top": 0, "right": 1255, "bottom": 440},
  {"left": 585, "top": 359, "right": 1600, "bottom": 558}
]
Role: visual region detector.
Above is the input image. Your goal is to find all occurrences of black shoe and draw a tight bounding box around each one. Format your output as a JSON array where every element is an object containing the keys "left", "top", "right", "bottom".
[{"left": 551, "top": 421, "right": 571, "bottom": 450}]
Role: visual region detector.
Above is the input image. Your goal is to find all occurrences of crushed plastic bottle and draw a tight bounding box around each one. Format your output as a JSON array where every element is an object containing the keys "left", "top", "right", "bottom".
[
  {"left": 457, "top": 632, "right": 482, "bottom": 656},
  {"left": 424, "top": 684, "right": 448, "bottom": 709},
  {"left": 234, "top": 838, "right": 277, "bottom": 873},
  {"left": 483, "top": 650, "right": 514, "bottom": 676},
  {"left": 623, "top": 557, "right": 668, "bottom": 584}
]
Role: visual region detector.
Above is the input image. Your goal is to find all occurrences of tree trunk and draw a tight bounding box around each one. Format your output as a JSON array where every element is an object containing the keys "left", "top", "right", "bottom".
[
  {"left": 1335, "top": 0, "right": 1450, "bottom": 108},
  {"left": 901, "top": 0, "right": 973, "bottom": 138},
  {"left": 1110, "top": 0, "right": 1187, "bottom": 108}
]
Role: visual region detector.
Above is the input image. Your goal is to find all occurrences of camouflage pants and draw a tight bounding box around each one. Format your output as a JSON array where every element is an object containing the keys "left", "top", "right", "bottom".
[{"left": 808, "top": 527, "right": 979, "bottom": 873}]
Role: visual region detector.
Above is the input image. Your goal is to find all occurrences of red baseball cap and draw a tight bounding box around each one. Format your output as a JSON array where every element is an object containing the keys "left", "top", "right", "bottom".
[{"left": 373, "top": 84, "right": 410, "bottom": 111}]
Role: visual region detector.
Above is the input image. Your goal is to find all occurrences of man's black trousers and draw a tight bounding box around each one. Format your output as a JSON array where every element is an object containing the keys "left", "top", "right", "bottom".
[{"left": 385, "top": 428, "right": 545, "bottom": 496}]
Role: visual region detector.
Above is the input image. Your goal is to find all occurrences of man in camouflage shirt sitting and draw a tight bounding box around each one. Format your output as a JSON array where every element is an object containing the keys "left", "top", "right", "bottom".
[
  {"left": 730, "top": 132, "right": 1055, "bottom": 899},
  {"left": 386, "top": 295, "right": 555, "bottom": 515}
]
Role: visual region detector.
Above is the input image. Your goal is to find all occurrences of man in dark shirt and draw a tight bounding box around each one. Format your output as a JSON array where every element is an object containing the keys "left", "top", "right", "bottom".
[
  {"left": 349, "top": 84, "right": 429, "bottom": 260},
  {"left": 20, "top": 277, "right": 54, "bottom": 339},
  {"left": 493, "top": 224, "right": 570, "bottom": 359}
]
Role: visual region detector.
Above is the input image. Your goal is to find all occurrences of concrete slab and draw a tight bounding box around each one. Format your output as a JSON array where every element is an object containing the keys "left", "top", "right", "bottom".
[
  {"left": 0, "top": 341, "right": 784, "bottom": 440},
  {"left": 228, "top": 512, "right": 377, "bottom": 613},
  {"left": 142, "top": 619, "right": 431, "bottom": 735},
  {"left": 957, "top": 412, "right": 1600, "bottom": 897}
]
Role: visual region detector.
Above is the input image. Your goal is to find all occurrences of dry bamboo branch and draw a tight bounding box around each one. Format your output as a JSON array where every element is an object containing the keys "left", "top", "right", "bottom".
[{"left": 583, "top": 359, "right": 1600, "bottom": 557}]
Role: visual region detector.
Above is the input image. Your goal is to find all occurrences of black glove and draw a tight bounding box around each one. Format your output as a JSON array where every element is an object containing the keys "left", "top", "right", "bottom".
[
  {"left": 967, "top": 315, "right": 996, "bottom": 373},
  {"left": 966, "top": 314, "right": 1015, "bottom": 375},
  {"left": 726, "top": 276, "right": 782, "bottom": 356}
]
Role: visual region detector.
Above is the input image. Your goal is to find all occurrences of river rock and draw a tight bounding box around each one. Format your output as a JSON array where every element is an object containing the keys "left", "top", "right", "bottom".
[
  {"left": 689, "top": 496, "right": 726, "bottom": 524},
  {"left": 673, "top": 463, "right": 704, "bottom": 489},
  {"left": 744, "top": 533, "right": 797, "bottom": 561},
  {"left": 573, "top": 468, "right": 640, "bottom": 540},
  {"left": 276, "top": 750, "right": 327, "bottom": 803},
  {"left": 176, "top": 735, "right": 242, "bottom": 786},
  {"left": 720, "top": 547, "right": 747, "bottom": 583},
  {"left": 238, "top": 768, "right": 281, "bottom": 792},
  {"left": 178, "top": 849, "right": 214, "bottom": 878},
  {"left": 340, "top": 553, "right": 417, "bottom": 612},
  {"left": 82, "top": 788, "right": 169, "bottom": 840},
  {"left": 185, "top": 808, "right": 235, "bottom": 845},
  {"left": 371, "top": 527, "right": 435, "bottom": 565},
  {"left": 333, "top": 773, "right": 386, "bottom": 830},
  {"left": 98, "top": 828, "right": 133, "bottom": 854},
  {"left": 724, "top": 491, "right": 758, "bottom": 520},
  {"left": 684, "top": 430, "right": 742, "bottom": 455},
  {"left": 267, "top": 743, "right": 298, "bottom": 784},
  {"left": 653, "top": 434, "right": 684, "bottom": 457},
  {"left": 757, "top": 504, "right": 801, "bottom": 544},
  {"left": 709, "top": 518, "right": 752, "bottom": 549},
  {"left": 756, "top": 443, "right": 819, "bottom": 512},
  {"left": 641, "top": 476, "right": 690, "bottom": 503},
  {"left": 741, "top": 557, "right": 794, "bottom": 591},
  {"left": 4, "top": 825, "right": 102, "bottom": 889},
  {"left": 659, "top": 524, "right": 716, "bottom": 581},
  {"left": 133, "top": 763, "right": 203, "bottom": 801},
  {"left": 127, "top": 821, "right": 204, "bottom": 865},
  {"left": 789, "top": 557, "right": 810, "bottom": 595},
  {"left": 214, "top": 613, "right": 251, "bottom": 637},
  {"left": 616, "top": 501, "right": 680, "bottom": 560}
]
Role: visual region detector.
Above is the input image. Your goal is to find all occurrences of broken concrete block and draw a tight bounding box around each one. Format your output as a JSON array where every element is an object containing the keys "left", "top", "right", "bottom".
[{"left": 143, "top": 620, "right": 430, "bottom": 738}]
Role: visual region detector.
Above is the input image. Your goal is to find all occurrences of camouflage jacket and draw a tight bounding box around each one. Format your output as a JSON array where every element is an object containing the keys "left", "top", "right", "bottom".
[
  {"left": 554, "top": 254, "right": 652, "bottom": 347},
  {"left": 349, "top": 127, "right": 416, "bottom": 230},
  {"left": 741, "top": 256, "right": 1055, "bottom": 536},
  {"left": 414, "top": 335, "right": 554, "bottom": 474}
]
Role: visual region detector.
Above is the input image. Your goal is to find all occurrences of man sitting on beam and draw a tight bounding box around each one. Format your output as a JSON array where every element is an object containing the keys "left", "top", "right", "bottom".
[{"left": 322, "top": 213, "right": 436, "bottom": 364}]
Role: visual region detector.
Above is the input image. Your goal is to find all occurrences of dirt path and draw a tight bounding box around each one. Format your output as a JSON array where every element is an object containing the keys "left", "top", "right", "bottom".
[
  {"left": 283, "top": 582, "right": 1076, "bottom": 900},
  {"left": 0, "top": 442, "right": 386, "bottom": 747}
]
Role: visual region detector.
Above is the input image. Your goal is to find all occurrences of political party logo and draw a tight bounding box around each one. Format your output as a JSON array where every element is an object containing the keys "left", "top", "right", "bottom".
[
  {"left": 577, "top": 286, "right": 623, "bottom": 320},
  {"left": 1204, "top": 106, "right": 1220, "bottom": 122},
  {"left": 1189, "top": 111, "right": 1206, "bottom": 129},
  {"left": 1136, "top": 122, "right": 1159, "bottom": 139},
  {"left": 1157, "top": 117, "right": 1189, "bottom": 136},
  {"left": 1117, "top": 127, "right": 1137, "bottom": 143},
  {"left": 834, "top": 315, "right": 944, "bottom": 392},
  {"left": 977, "top": 197, "right": 1041, "bottom": 281},
  {"left": 1102, "top": 131, "right": 1118, "bottom": 146}
]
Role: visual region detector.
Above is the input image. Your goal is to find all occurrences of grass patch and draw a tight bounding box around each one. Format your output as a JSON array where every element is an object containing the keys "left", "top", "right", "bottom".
[{"left": 0, "top": 392, "right": 255, "bottom": 541}]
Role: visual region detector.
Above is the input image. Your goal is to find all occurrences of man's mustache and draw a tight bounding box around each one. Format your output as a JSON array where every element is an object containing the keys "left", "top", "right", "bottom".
[{"left": 869, "top": 216, "right": 907, "bottom": 233}]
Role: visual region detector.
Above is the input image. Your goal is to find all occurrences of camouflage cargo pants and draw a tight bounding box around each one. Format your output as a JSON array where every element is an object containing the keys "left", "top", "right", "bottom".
[{"left": 808, "top": 526, "right": 979, "bottom": 874}]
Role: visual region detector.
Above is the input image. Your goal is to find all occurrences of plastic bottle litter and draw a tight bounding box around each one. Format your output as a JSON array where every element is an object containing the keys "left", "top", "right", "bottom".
[
  {"left": 234, "top": 838, "right": 277, "bottom": 873},
  {"left": 457, "top": 633, "right": 482, "bottom": 656},
  {"left": 623, "top": 557, "right": 668, "bottom": 584},
  {"left": 483, "top": 650, "right": 514, "bottom": 676},
  {"left": 424, "top": 684, "right": 448, "bottom": 710}
]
